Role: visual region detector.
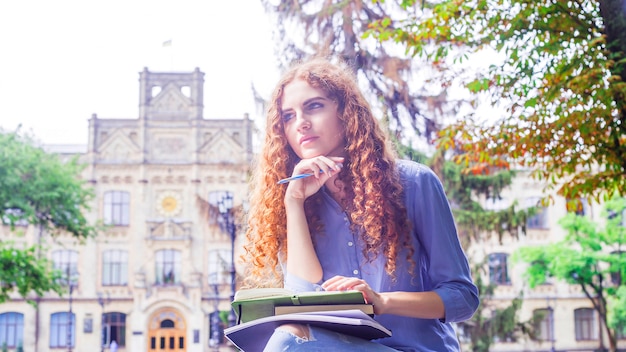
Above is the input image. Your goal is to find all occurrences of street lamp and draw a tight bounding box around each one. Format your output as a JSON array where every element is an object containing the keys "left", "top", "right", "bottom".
[
  {"left": 97, "top": 292, "right": 109, "bottom": 352},
  {"left": 217, "top": 192, "right": 237, "bottom": 328},
  {"left": 66, "top": 267, "right": 76, "bottom": 352},
  {"left": 546, "top": 296, "right": 556, "bottom": 352},
  {"left": 208, "top": 274, "right": 223, "bottom": 350}
]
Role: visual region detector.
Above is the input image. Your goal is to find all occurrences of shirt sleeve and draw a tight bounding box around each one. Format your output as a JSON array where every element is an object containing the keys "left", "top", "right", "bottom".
[
  {"left": 403, "top": 162, "right": 479, "bottom": 323},
  {"left": 283, "top": 271, "right": 324, "bottom": 292},
  {"left": 279, "top": 256, "right": 324, "bottom": 292}
]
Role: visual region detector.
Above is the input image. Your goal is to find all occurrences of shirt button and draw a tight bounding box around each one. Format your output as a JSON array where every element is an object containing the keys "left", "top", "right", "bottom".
[
  {"left": 353, "top": 269, "right": 359, "bottom": 275},
  {"left": 348, "top": 241, "right": 354, "bottom": 246}
]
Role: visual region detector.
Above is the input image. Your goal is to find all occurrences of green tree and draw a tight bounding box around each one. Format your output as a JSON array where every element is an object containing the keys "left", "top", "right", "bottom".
[
  {"left": 0, "top": 130, "right": 98, "bottom": 303},
  {"left": 463, "top": 263, "right": 536, "bottom": 352},
  {"left": 367, "top": 0, "right": 626, "bottom": 201},
  {"left": 261, "top": 0, "right": 461, "bottom": 143},
  {"left": 435, "top": 151, "right": 530, "bottom": 246},
  {"left": 609, "top": 286, "right": 626, "bottom": 338},
  {"left": 513, "top": 197, "right": 626, "bottom": 352}
]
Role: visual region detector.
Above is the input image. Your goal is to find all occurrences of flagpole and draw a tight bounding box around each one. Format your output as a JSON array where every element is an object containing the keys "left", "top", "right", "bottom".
[{"left": 162, "top": 39, "right": 173, "bottom": 70}]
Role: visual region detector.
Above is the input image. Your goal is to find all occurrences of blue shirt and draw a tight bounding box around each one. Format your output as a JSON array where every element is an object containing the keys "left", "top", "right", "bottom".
[{"left": 283, "top": 160, "right": 479, "bottom": 351}]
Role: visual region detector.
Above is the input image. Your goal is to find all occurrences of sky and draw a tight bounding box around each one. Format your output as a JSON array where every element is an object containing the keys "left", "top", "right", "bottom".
[{"left": 0, "top": 0, "right": 279, "bottom": 145}]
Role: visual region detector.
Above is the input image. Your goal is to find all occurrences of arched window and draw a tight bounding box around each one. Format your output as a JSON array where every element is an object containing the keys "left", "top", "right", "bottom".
[
  {"left": 102, "top": 312, "right": 126, "bottom": 347},
  {"left": 488, "top": 253, "right": 511, "bottom": 285},
  {"left": 0, "top": 312, "right": 24, "bottom": 348},
  {"left": 533, "top": 308, "right": 554, "bottom": 342},
  {"left": 148, "top": 310, "right": 186, "bottom": 351},
  {"left": 50, "top": 312, "right": 75, "bottom": 348},
  {"left": 161, "top": 319, "right": 175, "bottom": 328},
  {"left": 574, "top": 308, "right": 597, "bottom": 340},
  {"left": 525, "top": 197, "right": 549, "bottom": 229}
]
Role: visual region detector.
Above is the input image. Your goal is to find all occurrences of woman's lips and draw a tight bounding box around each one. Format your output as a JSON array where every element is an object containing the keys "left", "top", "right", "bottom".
[{"left": 300, "top": 136, "right": 318, "bottom": 145}]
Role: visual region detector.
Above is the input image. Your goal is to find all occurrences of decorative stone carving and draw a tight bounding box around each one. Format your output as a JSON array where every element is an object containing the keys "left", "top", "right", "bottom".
[{"left": 156, "top": 192, "right": 182, "bottom": 217}]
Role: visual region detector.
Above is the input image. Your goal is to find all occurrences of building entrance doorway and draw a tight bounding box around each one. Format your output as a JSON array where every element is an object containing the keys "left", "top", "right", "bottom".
[{"left": 147, "top": 308, "right": 186, "bottom": 352}]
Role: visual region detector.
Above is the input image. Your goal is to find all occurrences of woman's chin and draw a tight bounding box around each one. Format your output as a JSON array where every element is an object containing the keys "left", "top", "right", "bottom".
[{"left": 299, "top": 151, "right": 325, "bottom": 159}]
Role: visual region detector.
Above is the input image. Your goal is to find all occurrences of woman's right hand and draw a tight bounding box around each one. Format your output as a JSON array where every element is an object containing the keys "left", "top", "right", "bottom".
[{"left": 284, "top": 156, "right": 344, "bottom": 204}]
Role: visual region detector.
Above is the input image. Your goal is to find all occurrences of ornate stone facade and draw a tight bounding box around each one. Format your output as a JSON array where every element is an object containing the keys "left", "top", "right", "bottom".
[{"left": 1, "top": 68, "right": 251, "bottom": 351}]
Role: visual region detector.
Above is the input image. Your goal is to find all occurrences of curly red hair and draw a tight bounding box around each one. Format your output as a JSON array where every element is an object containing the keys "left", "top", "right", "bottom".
[{"left": 243, "top": 57, "right": 413, "bottom": 287}]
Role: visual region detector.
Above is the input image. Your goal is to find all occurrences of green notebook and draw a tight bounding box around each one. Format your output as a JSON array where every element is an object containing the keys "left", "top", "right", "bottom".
[{"left": 231, "top": 288, "right": 368, "bottom": 323}]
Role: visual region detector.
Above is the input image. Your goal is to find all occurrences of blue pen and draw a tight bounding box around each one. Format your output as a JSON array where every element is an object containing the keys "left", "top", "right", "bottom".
[
  {"left": 277, "top": 171, "right": 322, "bottom": 184},
  {"left": 277, "top": 163, "right": 343, "bottom": 184}
]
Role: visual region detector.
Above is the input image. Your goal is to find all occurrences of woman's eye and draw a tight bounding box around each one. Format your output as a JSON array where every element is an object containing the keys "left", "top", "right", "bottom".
[
  {"left": 306, "top": 102, "right": 323, "bottom": 111},
  {"left": 282, "top": 112, "right": 295, "bottom": 122}
]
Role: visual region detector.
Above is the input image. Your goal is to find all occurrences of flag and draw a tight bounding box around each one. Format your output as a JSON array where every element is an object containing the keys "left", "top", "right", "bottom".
[{"left": 162, "top": 39, "right": 172, "bottom": 47}]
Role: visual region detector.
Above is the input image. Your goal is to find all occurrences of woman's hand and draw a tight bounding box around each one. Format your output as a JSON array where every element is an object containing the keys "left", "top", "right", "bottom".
[
  {"left": 321, "top": 275, "right": 387, "bottom": 315},
  {"left": 282, "top": 157, "right": 343, "bottom": 284},
  {"left": 284, "top": 156, "right": 344, "bottom": 203}
]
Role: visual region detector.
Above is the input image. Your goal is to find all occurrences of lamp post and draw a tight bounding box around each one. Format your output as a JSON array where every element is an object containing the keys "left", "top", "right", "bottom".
[
  {"left": 66, "top": 267, "right": 75, "bottom": 352},
  {"left": 217, "top": 192, "right": 237, "bottom": 328},
  {"left": 546, "top": 296, "right": 556, "bottom": 352},
  {"left": 208, "top": 274, "right": 223, "bottom": 350},
  {"left": 97, "top": 292, "right": 109, "bottom": 352}
]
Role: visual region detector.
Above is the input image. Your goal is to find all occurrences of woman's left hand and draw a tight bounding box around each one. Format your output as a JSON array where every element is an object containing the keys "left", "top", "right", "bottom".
[{"left": 321, "top": 276, "right": 386, "bottom": 315}]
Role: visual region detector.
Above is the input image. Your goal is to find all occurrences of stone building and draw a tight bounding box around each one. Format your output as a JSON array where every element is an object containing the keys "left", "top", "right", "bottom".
[{"left": 1, "top": 67, "right": 252, "bottom": 351}]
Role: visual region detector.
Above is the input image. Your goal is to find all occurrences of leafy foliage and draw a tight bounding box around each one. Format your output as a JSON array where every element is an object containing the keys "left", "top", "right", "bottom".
[
  {"left": 0, "top": 129, "right": 98, "bottom": 303},
  {"left": 408, "top": 146, "right": 532, "bottom": 246},
  {"left": 367, "top": 0, "right": 626, "bottom": 201},
  {"left": 439, "top": 158, "right": 532, "bottom": 245},
  {"left": 513, "top": 197, "right": 626, "bottom": 351},
  {"left": 0, "top": 131, "right": 96, "bottom": 237},
  {"left": 608, "top": 285, "right": 626, "bottom": 337},
  {"left": 261, "top": 0, "right": 461, "bottom": 143},
  {"left": 460, "top": 262, "right": 535, "bottom": 351},
  {"left": 0, "top": 242, "right": 63, "bottom": 304}
]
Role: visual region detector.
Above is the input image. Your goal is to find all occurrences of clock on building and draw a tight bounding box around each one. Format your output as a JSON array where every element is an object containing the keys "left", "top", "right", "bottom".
[{"left": 156, "top": 192, "right": 182, "bottom": 217}]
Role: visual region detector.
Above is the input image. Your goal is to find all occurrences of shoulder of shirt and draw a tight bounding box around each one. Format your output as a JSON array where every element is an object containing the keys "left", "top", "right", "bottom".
[{"left": 396, "top": 158, "right": 437, "bottom": 180}]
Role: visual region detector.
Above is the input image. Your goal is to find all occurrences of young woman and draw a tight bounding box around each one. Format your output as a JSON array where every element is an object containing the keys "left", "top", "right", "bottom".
[{"left": 243, "top": 57, "right": 479, "bottom": 351}]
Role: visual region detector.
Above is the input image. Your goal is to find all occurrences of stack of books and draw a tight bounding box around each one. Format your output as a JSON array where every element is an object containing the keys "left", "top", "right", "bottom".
[{"left": 224, "top": 288, "right": 392, "bottom": 352}]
